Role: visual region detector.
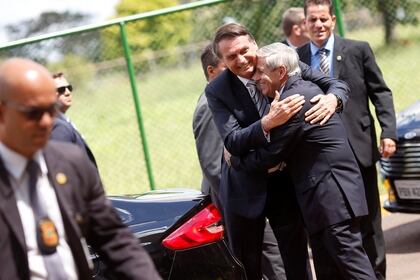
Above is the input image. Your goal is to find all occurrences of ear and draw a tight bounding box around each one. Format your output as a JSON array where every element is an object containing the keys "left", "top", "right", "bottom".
[
  {"left": 207, "top": 65, "right": 214, "bottom": 76},
  {"left": 331, "top": 15, "right": 337, "bottom": 30},
  {"left": 279, "top": 65, "right": 287, "bottom": 80},
  {"left": 292, "top": 24, "right": 300, "bottom": 36}
]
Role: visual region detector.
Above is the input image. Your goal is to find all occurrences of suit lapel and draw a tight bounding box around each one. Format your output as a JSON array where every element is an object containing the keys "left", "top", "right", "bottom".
[
  {"left": 299, "top": 44, "right": 312, "bottom": 65},
  {"left": 333, "top": 35, "right": 345, "bottom": 79},
  {"left": 0, "top": 157, "right": 27, "bottom": 253},
  {"left": 43, "top": 145, "right": 92, "bottom": 278},
  {"left": 228, "top": 70, "right": 260, "bottom": 123}
]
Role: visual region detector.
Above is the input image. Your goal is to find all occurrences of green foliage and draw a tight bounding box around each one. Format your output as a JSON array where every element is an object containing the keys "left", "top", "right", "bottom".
[
  {"left": 47, "top": 54, "right": 96, "bottom": 90},
  {"left": 200, "top": 0, "right": 305, "bottom": 44},
  {"left": 341, "top": 0, "right": 419, "bottom": 43},
  {"left": 101, "top": 0, "right": 192, "bottom": 63}
]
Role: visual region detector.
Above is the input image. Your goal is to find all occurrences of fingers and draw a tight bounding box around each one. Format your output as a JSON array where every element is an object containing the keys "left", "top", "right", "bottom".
[
  {"left": 306, "top": 110, "right": 332, "bottom": 125},
  {"left": 305, "top": 94, "right": 335, "bottom": 124},
  {"left": 290, "top": 103, "right": 304, "bottom": 117},
  {"left": 281, "top": 94, "right": 304, "bottom": 107},
  {"left": 309, "top": 95, "right": 321, "bottom": 104},
  {"left": 319, "top": 111, "right": 333, "bottom": 125},
  {"left": 265, "top": 94, "right": 304, "bottom": 129},
  {"left": 380, "top": 139, "right": 397, "bottom": 158}
]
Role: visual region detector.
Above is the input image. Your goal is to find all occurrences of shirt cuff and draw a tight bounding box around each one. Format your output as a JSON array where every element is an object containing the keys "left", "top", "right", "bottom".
[{"left": 263, "top": 128, "right": 270, "bottom": 143}]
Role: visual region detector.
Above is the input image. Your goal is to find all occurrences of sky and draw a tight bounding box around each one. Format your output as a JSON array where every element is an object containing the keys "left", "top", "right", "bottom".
[{"left": 0, "top": 0, "right": 120, "bottom": 43}]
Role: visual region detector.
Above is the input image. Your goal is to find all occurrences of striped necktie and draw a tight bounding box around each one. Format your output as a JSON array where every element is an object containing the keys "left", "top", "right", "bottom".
[
  {"left": 246, "top": 80, "right": 269, "bottom": 117},
  {"left": 318, "top": 48, "right": 330, "bottom": 76}
]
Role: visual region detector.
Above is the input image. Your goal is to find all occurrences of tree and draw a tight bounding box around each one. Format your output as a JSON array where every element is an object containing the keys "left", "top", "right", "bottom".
[
  {"left": 341, "top": 0, "right": 418, "bottom": 45},
  {"left": 101, "top": 0, "right": 192, "bottom": 65},
  {"left": 377, "top": 0, "right": 418, "bottom": 44},
  {"left": 3, "top": 11, "right": 99, "bottom": 63}
]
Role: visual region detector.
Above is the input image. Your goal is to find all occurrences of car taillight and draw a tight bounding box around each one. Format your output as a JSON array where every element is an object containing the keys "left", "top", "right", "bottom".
[{"left": 162, "top": 204, "right": 224, "bottom": 250}]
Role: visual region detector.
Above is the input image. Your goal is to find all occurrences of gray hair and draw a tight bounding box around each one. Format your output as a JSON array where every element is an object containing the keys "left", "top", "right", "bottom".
[{"left": 256, "top": 43, "right": 301, "bottom": 77}]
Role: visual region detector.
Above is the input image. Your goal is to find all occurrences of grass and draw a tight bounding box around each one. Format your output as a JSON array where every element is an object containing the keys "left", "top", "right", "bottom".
[
  {"left": 65, "top": 23, "right": 420, "bottom": 195},
  {"left": 67, "top": 63, "right": 206, "bottom": 194}
]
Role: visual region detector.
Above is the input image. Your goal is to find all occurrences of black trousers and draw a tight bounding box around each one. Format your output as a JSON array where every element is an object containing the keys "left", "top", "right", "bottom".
[
  {"left": 223, "top": 171, "right": 311, "bottom": 280},
  {"left": 310, "top": 219, "right": 376, "bottom": 280},
  {"left": 261, "top": 222, "right": 286, "bottom": 280},
  {"left": 359, "top": 164, "right": 386, "bottom": 280}
]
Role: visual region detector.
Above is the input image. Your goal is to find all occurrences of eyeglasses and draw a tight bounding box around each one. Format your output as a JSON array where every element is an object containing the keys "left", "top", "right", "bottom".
[
  {"left": 1, "top": 100, "right": 59, "bottom": 121},
  {"left": 56, "top": 85, "right": 73, "bottom": 95}
]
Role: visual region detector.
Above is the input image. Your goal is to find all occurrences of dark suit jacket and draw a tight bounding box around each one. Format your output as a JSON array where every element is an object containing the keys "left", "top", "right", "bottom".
[
  {"left": 231, "top": 76, "right": 368, "bottom": 233},
  {"left": 297, "top": 36, "right": 397, "bottom": 167},
  {"left": 51, "top": 112, "right": 97, "bottom": 167},
  {"left": 192, "top": 93, "right": 223, "bottom": 195},
  {"left": 0, "top": 141, "right": 160, "bottom": 280},
  {"left": 205, "top": 62, "right": 350, "bottom": 219}
]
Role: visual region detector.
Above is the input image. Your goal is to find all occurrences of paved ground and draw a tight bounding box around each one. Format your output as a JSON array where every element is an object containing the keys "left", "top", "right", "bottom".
[
  {"left": 383, "top": 212, "right": 420, "bottom": 280},
  {"left": 309, "top": 211, "right": 420, "bottom": 279}
]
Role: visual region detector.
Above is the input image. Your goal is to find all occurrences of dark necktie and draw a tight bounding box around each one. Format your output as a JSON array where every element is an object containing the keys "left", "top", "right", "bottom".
[
  {"left": 27, "top": 159, "right": 68, "bottom": 280},
  {"left": 318, "top": 48, "right": 330, "bottom": 76},
  {"left": 246, "top": 80, "right": 269, "bottom": 117}
]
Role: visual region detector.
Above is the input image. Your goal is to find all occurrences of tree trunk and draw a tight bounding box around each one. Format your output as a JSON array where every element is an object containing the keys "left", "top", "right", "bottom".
[{"left": 377, "top": 0, "right": 397, "bottom": 44}]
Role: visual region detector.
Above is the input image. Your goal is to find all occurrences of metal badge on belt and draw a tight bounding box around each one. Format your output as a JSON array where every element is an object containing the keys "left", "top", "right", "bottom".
[{"left": 37, "top": 217, "right": 59, "bottom": 255}]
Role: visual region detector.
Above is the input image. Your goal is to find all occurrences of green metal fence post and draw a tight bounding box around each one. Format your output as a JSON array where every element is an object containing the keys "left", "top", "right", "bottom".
[
  {"left": 333, "top": 0, "right": 345, "bottom": 37},
  {"left": 119, "top": 22, "right": 156, "bottom": 191}
]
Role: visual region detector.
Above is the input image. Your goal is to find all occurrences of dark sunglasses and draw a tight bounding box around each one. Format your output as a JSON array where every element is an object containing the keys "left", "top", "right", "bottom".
[
  {"left": 2, "top": 100, "right": 59, "bottom": 121},
  {"left": 56, "top": 85, "right": 73, "bottom": 95}
]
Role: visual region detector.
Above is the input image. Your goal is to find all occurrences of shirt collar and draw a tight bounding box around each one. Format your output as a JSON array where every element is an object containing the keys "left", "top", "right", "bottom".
[
  {"left": 286, "top": 39, "right": 297, "bottom": 49},
  {"left": 237, "top": 75, "right": 252, "bottom": 87},
  {"left": 310, "top": 34, "right": 335, "bottom": 56},
  {"left": 0, "top": 142, "right": 48, "bottom": 180},
  {"left": 278, "top": 85, "right": 285, "bottom": 97}
]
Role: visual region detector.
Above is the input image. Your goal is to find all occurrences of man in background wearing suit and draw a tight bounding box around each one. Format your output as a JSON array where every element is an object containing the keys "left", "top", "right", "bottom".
[
  {"left": 281, "top": 7, "right": 310, "bottom": 49},
  {"left": 0, "top": 58, "right": 161, "bottom": 280},
  {"left": 193, "top": 44, "right": 226, "bottom": 209},
  {"left": 50, "top": 72, "right": 97, "bottom": 167},
  {"left": 230, "top": 42, "right": 376, "bottom": 280},
  {"left": 193, "top": 44, "right": 286, "bottom": 280},
  {"left": 206, "top": 22, "right": 349, "bottom": 279},
  {"left": 297, "top": 1, "right": 397, "bottom": 278}
]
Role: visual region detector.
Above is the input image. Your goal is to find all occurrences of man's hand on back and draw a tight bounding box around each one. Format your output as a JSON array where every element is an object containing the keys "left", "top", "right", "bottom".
[
  {"left": 261, "top": 91, "right": 304, "bottom": 132},
  {"left": 304, "top": 93, "right": 338, "bottom": 125}
]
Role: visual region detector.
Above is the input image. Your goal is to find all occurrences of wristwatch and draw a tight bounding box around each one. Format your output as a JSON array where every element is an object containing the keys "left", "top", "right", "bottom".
[{"left": 334, "top": 94, "right": 343, "bottom": 113}]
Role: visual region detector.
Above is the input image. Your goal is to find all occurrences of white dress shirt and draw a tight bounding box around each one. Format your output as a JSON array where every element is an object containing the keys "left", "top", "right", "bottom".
[{"left": 0, "top": 142, "right": 78, "bottom": 280}]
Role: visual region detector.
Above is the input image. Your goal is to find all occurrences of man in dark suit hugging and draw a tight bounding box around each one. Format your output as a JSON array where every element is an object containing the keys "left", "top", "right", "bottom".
[{"left": 229, "top": 42, "right": 376, "bottom": 280}]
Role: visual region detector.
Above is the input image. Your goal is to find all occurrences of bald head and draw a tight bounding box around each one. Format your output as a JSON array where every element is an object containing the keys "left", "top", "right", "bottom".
[
  {"left": 0, "top": 58, "right": 57, "bottom": 158},
  {"left": 0, "top": 58, "right": 56, "bottom": 103}
]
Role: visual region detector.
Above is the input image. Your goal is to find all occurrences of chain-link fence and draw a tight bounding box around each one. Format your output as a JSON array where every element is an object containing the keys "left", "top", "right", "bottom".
[{"left": 0, "top": 0, "right": 418, "bottom": 195}]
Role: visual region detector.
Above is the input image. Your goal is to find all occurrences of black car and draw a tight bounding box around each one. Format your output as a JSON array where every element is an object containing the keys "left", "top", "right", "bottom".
[
  {"left": 91, "top": 189, "right": 246, "bottom": 279},
  {"left": 380, "top": 100, "right": 420, "bottom": 213}
]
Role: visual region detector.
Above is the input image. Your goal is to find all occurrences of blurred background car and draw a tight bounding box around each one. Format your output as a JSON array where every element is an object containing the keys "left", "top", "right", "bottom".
[
  {"left": 380, "top": 100, "right": 420, "bottom": 213},
  {"left": 91, "top": 189, "right": 246, "bottom": 279}
]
